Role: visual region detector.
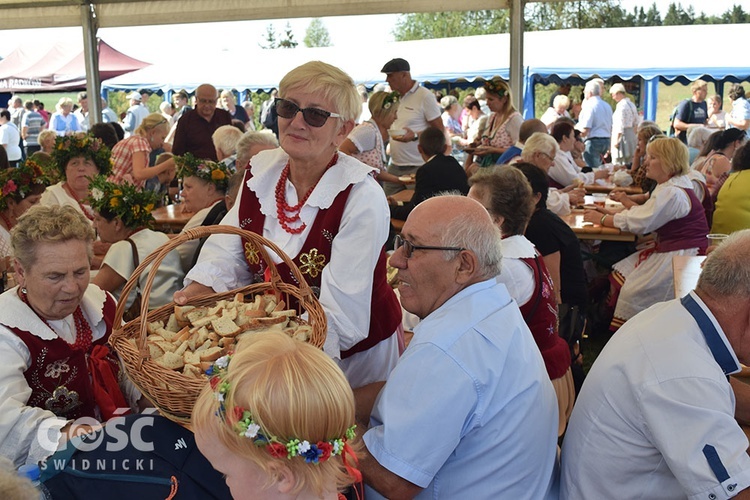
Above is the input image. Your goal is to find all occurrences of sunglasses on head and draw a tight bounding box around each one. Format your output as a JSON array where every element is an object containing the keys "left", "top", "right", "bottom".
[{"left": 274, "top": 98, "right": 341, "bottom": 128}]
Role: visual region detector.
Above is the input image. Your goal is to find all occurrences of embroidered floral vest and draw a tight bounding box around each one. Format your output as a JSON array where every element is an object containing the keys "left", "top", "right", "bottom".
[
  {"left": 518, "top": 255, "right": 571, "bottom": 380},
  {"left": 8, "top": 295, "right": 118, "bottom": 421},
  {"left": 238, "top": 169, "right": 401, "bottom": 358}
]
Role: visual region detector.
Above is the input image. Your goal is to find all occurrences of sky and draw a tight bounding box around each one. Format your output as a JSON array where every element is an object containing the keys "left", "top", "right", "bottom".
[{"left": 0, "top": 0, "right": 743, "bottom": 62}]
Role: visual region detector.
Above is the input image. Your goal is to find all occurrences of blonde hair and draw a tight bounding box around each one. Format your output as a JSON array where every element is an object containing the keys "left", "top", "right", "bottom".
[
  {"left": 279, "top": 61, "right": 361, "bottom": 123},
  {"left": 691, "top": 79, "right": 708, "bottom": 93},
  {"left": 646, "top": 137, "right": 689, "bottom": 177},
  {"left": 236, "top": 131, "right": 279, "bottom": 169},
  {"left": 192, "top": 332, "right": 358, "bottom": 497},
  {"left": 220, "top": 89, "right": 236, "bottom": 103},
  {"left": 155, "top": 152, "right": 173, "bottom": 165},
  {"left": 135, "top": 113, "right": 169, "bottom": 137},
  {"left": 11, "top": 205, "right": 95, "bottom": 269},
  {"left": 56, "top": 97, "right": 73, "bottom": 111},
  {"left": 212, "top": 125, "right": 243, "bottom": 157},
  {"left": 367, "top": 91, "right": 398, "bottom": 123},
  {"left": 38, "top": 129, "right": 57, "bottom": 147},
  {"left": 521, "top": 132, "right": 559, "bottom": 161}
]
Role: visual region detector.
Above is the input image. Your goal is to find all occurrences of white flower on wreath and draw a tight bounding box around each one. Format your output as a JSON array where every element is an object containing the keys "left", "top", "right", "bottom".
[
  {"left": 297, "top": 440, "right": 311, "bottom": 454},
  {"left": 244, "top": 423, "right": 261, "bottom": 439},
  {"left": 215, "top": 355, "right": 230, "bottom": 370},
  {"left": 45, "top": 358, "right": 71, "bottom": 378},
  {"left": 91, "top": 188, "right": 104, "bottom": 201}
]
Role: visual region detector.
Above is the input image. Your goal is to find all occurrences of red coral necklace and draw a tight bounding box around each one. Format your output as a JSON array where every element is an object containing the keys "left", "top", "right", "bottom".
[
  {"left": 0, "top": 212, "right": 14, "bottom": 231},
  {"left": 19, "top": 289, "right": 93, "bottom": 351},
  {"left": 275, "top": 153, "right": 338, "bottom": 234}
]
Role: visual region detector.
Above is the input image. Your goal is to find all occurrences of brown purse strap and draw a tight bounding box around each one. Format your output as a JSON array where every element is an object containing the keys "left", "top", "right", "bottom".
[{"left": 125, "top": 238, "right": 141, "bottom": 294}]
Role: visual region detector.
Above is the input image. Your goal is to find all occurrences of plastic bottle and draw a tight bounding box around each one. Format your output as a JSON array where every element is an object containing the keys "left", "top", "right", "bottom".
[{"left": 17, "top": 463, "right": 53, "bottom": 499}]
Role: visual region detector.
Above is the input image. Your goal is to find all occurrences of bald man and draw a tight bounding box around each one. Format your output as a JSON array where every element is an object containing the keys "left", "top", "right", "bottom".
[
  {"left": 356, "top": 196, "right": 559, "bottom": 499},
  {"left": 172, "top": 84, "right": 232, "bottom": 161}
]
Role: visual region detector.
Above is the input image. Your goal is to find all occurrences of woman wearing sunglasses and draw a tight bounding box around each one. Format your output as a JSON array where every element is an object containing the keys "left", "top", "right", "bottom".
[
  {"left": 177, "top": 61, "right": 402, "bottom": 389},
  {"left": 108, "top": 113, "right": 176, "bottom": 189}
]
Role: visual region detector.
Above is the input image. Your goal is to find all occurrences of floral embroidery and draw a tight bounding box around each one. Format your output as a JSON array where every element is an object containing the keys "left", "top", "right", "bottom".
[
  {"left": 44, "top": 358, "right": 71, "bottom": 378},
  {"left": 244, "top": 242, "right": 260, "bottom": 265},
  {"left": 45, "top": 386, "right": 81, "bottom": 416},
  {"left": 298, "top": 248, "right": 326, "bottom": 279}
]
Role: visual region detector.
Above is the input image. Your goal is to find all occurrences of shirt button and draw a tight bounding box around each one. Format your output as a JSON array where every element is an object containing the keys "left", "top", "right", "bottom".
[
  {"left": 728, "top": 484, "right": 736, "bottom": 492},
  {"left": 709, "top": 494, "right": 717, "bottom": 499}
]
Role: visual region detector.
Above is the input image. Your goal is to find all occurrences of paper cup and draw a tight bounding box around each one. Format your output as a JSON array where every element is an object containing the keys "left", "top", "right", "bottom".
[{"left": 592, "top": 193, "right": 607, "bottom": 208}]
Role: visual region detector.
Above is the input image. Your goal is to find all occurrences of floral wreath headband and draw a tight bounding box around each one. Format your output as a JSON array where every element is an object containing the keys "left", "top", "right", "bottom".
[
  {"left": 0, "top": 160, "right": 53, "bottom": 211},
  {"left": 51, "top": 133, "right": 113, "bottom": 178},
  {"left": 382, "top": 91, "right": 400, "bottom": 110},
  {"left": 87, "top": 175, "right": 159, "bottom": 229},
  {"left": 207, "top": 354, "right": 357, "bottom": 464},
  {"left": 175, "top": 153, "right": 232, "bottom": 192},
  {"left": 483, "top": 79, "right": 508, "bottom": 98}
]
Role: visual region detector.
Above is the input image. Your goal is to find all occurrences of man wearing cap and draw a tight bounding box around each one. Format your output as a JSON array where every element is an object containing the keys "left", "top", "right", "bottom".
[
  {"left": 172, "top": 83, "right": 232, "bottom": 161},
  {"left": 122, "top": 91, "right": 150, "bottom": 138},
  {"left": 381, "top": 58, "right": 444, "bottom": 195},
  {"left": 561, "top": 229, "right": 750, "bottom": 500},
  {"left": 172, "top": 90, "right": 192, "bottom": 123}
]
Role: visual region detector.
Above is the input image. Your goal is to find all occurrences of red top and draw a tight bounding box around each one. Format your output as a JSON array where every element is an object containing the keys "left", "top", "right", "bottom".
[{"left": 518, "top": 255, "right": 572, "bottom": 379}]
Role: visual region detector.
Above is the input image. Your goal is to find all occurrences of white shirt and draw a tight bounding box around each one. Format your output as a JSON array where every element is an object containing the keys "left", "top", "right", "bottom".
[
  {"left": 177, "top": 201, "right": 221, "bottom": 273},
  {"left": 577, "top": 96, "right": 613, "bottom": 139},
  {"left": 390, "top": 82, "right": 441, "bottom": 166},
  {"left": 40, "top": 182, "right": 95, "bottom": 224},
  {"left": 561, "top": 293, "right": 750, "bottom": 500},
  {"left": 101, "top": 229, "right": 183, "bottom": 310},
  {"left": 612, "top": 175, "right": 693, "bottom": 234},
  {"left": 547, "top": 189, "right": 572, "bottom": 216},
  {"left": 549, "top": 150, "right": 594, "bottom": 187},
  {"left": 0, "top": 122, "right": 22, "bottom": 161},
  {"left": 186, "top": 148, "right": 391, "bottom": 361},
  {"left": 497, "top": 235, "right": 536, "bottom": 305}
]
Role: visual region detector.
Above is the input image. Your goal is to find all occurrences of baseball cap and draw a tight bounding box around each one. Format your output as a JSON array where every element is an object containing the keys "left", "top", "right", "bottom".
[{"left": 126, "top": 91, "right": 142, "bottom": 102}]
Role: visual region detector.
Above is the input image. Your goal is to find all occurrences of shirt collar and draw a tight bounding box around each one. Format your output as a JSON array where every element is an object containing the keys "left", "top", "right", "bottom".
[{"left": 682, "top": 291, "right": 742, "bottom": 375}]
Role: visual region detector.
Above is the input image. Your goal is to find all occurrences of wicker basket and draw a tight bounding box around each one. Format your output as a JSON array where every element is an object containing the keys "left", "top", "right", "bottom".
[{"left": 110, "top": 225, "right": 327, "bottom": 423}]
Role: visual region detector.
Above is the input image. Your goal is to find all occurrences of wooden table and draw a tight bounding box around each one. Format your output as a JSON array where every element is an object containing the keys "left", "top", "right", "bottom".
[
  {"left": 152, "top": 205, "right": 194, "bottom": 233},
  {"left": 672, "top": 255, "right": 706, "bottom": 299},
  {"left": 391, "top": 189, "right": 414, "bottom": 204},
  {"left": 563, "top": 210, "right": 636, "bottom": 242},
  {"left": 584, "top": 184, "right": 643, "bottom": 195}
]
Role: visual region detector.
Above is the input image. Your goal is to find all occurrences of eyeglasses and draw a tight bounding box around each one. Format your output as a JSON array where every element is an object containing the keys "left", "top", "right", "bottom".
[
  {"left": 393, "top": 234, "right": 465, "bottom": 259},
  {"left": 274, "top": 98, "right": 341, "bottom": 128},
  {"left": 196, "top": 98, "right": 216, "bottom": 105},
  {"left": 538, "top": 152, "right": 556, "bottom": 162},
  {"left": 647, "top": 134, "right": 666, "bottom": 144}
]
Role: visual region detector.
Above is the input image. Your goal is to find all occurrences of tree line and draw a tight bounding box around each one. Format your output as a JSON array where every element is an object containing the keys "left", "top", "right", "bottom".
[{"left": 394, "top": 1, "right": 749, "bottom": 41}]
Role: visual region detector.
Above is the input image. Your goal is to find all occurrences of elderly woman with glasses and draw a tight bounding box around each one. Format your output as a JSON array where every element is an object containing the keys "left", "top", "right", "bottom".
[
  {"left": 583, "top": 137, "right": 709, "bottom": 331},
  {"left": 176, "top": 61, "right": 402, "bottom": 389},
  {"left": 108, "top": 113, "right": 176, "bottom": 189}
]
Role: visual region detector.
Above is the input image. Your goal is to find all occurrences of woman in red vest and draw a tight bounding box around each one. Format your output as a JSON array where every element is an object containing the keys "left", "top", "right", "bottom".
[
  {"left": 176, "top": 61, "right": 402, "bottom": 389},
  {"left": 0, "top": 205, "right": 130, "bottom": 467},
  {"left": 468, "top": 167, "right": 573, "bottom": 437}
]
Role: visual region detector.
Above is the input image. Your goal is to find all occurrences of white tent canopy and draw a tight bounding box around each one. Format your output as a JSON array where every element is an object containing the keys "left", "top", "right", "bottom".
[{"left": 103, "top": 24, "right": 750, "bottom": 121}]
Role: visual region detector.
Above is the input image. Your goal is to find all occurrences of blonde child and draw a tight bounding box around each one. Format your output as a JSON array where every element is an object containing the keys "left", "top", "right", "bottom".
[{"left": 192, "top": 332, "right": 361, "bottom": 499}]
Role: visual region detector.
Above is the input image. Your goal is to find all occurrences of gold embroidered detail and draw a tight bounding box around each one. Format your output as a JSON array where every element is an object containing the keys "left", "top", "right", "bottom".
[
  {"left": 45, "top": 386, "right": 81, "bottom": 416},
  {"left": 298, "top": 248, "right": 326, "bottom": 279},
  {"left": 244, "top": 242, "right": 260, "bottom": 265}
]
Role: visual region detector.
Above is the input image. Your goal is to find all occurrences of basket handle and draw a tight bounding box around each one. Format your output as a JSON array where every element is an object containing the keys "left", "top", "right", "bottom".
[{"left": 114, "top": 225, "right": 317, "bottom": 351}]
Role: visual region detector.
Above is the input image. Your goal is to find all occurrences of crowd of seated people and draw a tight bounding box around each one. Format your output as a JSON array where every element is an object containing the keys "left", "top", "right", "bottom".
[{"left": 5, "top": 65, "right": 750, "bottom": 500}]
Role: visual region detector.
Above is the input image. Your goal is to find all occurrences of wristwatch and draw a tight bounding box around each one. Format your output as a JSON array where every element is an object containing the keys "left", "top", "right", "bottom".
[{"left": 412, "top": 133, "right": 419, "bottom": 142}]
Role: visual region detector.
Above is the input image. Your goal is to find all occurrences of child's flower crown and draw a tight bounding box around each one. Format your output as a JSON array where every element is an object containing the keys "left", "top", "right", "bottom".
[
  {"left": 175, "top": 153, "right": 232, "bottom": 192},
  {"left": 87, "top": 175, "right": 159, "bottom": 229},
  {"left": 207, "top": 354, "right": 357, "bottom": 463},
  {"left": 0, "top": 160, "right": 53, "bottom": 211},
  {"left": 51, "top": 133, "right": 112, "bottom": 178}
]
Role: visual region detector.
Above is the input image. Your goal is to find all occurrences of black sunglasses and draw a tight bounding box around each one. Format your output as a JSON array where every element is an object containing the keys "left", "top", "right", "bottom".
[
  {"left": 393, "top": 234, "right": 465, "bottom": 259},
  {"left": 274, "top": 98, "right": 341, "bottom": 128}
]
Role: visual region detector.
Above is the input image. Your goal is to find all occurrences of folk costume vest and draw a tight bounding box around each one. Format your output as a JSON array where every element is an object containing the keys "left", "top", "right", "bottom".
[
  {"left": 655, "top": 187, "right": 709, "bottom": 253},
  {"left": 5, "top": 293, "right": 125, "bottom": 421},
  {"left": 238, "top": 169, "right": 401, "bottom": 359},
  {"left": 518, "top": 255, "right": 571, "bottom": 379}
]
